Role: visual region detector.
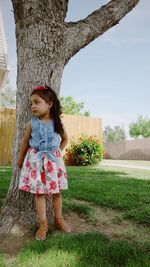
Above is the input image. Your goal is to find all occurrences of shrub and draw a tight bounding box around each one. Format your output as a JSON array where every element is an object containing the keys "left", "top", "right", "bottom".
[{"left": 64, "top": 135, "right": 103, "bottom": 166}]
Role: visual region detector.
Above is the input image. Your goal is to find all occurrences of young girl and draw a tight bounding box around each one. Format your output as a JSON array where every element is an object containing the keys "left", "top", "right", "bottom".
[{"left": 17, "top": 85, "right": 71, "bottom": 240}]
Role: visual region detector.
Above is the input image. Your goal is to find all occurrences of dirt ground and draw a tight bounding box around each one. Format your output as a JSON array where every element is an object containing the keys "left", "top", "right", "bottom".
[{"left": 0, "top": 202, "right": 150, "bottom": 259}]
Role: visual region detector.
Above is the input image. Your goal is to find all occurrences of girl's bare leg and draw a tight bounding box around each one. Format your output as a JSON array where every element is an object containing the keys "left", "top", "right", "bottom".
[
  {"left": 53, "top": 193, "right": 71, "bottom": 233},
  {"left": 34, "top": 194, "right": 48, "bottom": 240},
  {"left": 35, "top": 194, "right": 46, "bottom": 221},
  {"left": 53, "top": 193, "right": 62, "bottom": 218}
]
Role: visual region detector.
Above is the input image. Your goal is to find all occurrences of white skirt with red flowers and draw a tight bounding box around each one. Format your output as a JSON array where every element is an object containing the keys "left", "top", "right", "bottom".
[{"left": 19, "top": 148, "right": 68, "bottom": 195}]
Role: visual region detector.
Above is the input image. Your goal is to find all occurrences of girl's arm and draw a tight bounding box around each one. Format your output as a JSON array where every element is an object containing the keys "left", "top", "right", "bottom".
[
  {"left": 17, "top": 122, "right": 31, "bottom": 168},
  {"left": 60, "top": 127, "right": 68, "bottom": 151}
]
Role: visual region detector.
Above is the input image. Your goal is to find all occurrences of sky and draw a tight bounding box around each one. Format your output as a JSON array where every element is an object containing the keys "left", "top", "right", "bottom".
[{"left": 0, "top": 0, "right": 150, "bottom": 138}]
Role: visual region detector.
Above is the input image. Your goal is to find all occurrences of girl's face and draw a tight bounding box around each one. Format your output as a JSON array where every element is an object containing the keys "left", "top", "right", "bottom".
[{"left": 30, "top": 94, "right": 52, "bottom": 118}]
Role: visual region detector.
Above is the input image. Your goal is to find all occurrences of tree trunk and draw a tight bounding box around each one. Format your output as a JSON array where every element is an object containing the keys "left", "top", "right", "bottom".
[
  {"left": 0, "top": 0, "right": 66, "bottom": 234},
  {"left": 0, "top": 0, "right": 140, "bottom": 234}
]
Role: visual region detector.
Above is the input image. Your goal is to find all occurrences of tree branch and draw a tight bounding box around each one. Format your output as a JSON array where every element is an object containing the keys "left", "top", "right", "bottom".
[{"left": 63, "top": 0, "right": 140, "bottom": 64}]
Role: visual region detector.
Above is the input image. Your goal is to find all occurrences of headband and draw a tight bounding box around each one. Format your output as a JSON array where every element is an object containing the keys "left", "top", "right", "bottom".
[{"left": 32, "top": 86, "right": 48, "bottom": 91}]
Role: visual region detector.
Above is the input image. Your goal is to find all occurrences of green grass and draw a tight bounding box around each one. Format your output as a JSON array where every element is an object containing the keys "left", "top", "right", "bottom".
[
  {"left": 11, "top": 233, "right": 150, "bottom": 267},
  {"left": 0, "top": 165, "right": 150, "bottom": 266},
  {"left": 63, "top": 199, "right": 94, "bottom": 220},
  {"left": 0, "top": 254, "right": 5, "bottom": 267},
  {"left": 0, "top": 167, "right": 11, "bottom": 207},
  {"left": 64, "top": 166, "right": 150, "bottom": 225}
]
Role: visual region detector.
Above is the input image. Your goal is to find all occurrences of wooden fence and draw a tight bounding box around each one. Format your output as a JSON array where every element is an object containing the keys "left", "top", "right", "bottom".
[
  {"left": 0, "top": 109, "right": 16, "bottom": 165},
  {"left": 0, "top": 108, "right": 102, "bottom": 165}
]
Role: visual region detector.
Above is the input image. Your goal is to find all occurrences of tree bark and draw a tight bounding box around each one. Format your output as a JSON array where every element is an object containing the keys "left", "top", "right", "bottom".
[{"left": 0, "top": 0, "right": 140, "bottom": 234}]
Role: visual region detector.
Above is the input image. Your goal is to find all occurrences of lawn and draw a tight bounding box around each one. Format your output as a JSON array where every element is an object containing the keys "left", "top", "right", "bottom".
[
  {"left": 0, "top": 165, "right": 150, "bottom": 267},
  {"left": 0, "top": 166, "right": 12, "bottom": 207},
  {"left": 64, "top": 165, "right": 150, "bottom": 225}
]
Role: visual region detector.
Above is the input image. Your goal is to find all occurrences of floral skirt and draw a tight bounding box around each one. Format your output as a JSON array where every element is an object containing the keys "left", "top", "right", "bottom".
[{"left": 19, "top": 148, "right": 68, "bottom": 195}]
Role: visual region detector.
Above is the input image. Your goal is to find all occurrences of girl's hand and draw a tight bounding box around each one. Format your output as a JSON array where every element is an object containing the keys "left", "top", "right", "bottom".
[{"left": 17, "top": 158, "right": 23, "bottom": 168}]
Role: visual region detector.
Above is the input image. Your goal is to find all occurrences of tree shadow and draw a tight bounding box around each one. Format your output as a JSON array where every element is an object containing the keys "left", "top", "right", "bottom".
[
  {"left": 15, "top": 232, "right": 150, "bottom": 267},
  {"left": 65, "top": 166, "right": 150, "bottom": 226}
]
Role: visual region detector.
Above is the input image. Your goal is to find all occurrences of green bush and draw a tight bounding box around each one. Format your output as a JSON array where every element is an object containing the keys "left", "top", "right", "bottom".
[{"left": 64, "top": 135, "right": 103, "bottom": 166}]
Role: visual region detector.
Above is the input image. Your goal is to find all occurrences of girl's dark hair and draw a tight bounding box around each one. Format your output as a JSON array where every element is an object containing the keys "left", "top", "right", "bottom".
[{"left": 31, "top": 86, "right": 64, "bottom": 135}]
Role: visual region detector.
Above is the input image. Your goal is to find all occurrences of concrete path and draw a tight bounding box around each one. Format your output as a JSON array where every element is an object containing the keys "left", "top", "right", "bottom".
[{"left": 101, "top": 162, "right": 150, "bottom": 171}]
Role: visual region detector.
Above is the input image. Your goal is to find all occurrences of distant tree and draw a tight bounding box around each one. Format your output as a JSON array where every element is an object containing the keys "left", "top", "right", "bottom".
[
  {"left": 103, "top": 125, "right": 126, "bottom": 142},
  {"left": 83, "top": 111, "right": 90, "bottom": 117},
  {"left": 0, "top": 80, "right": 16, "bottom": 108},
  {"left": 103, "top": 126, "right": 114, "bottom": 142},
  {"left": 129, "top": 116, "right": 150, "bottom": 138},
  {"left": 60, "top": 96, "right": 90, "bottom": 116}
]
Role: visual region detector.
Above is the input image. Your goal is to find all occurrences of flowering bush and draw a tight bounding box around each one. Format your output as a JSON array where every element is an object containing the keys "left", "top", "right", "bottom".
[{"left": 64, "top": 135, "right": 103, "bottom": 166}]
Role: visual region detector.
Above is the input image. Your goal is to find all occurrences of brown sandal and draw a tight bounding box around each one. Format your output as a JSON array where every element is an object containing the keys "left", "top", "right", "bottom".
[
  {"left": 35, "top": 220, "right": 48, "bottom": 240},
  {"left": 54, "top": 217, "right": 71, "bottom": 233}
]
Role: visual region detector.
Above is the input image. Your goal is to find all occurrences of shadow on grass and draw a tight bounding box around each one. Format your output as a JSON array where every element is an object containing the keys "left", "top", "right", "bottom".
[
  {"left": 15, "top": 232, "right": 150, "bottom": 267},
  {"left": 65, "top": 167, "right": 150, "bottom": 226}
]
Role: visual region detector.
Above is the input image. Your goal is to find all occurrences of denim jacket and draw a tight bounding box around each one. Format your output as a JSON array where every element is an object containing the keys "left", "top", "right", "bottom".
[{"left": 29, "top": 117, "right": 61, "bottom": 162}]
